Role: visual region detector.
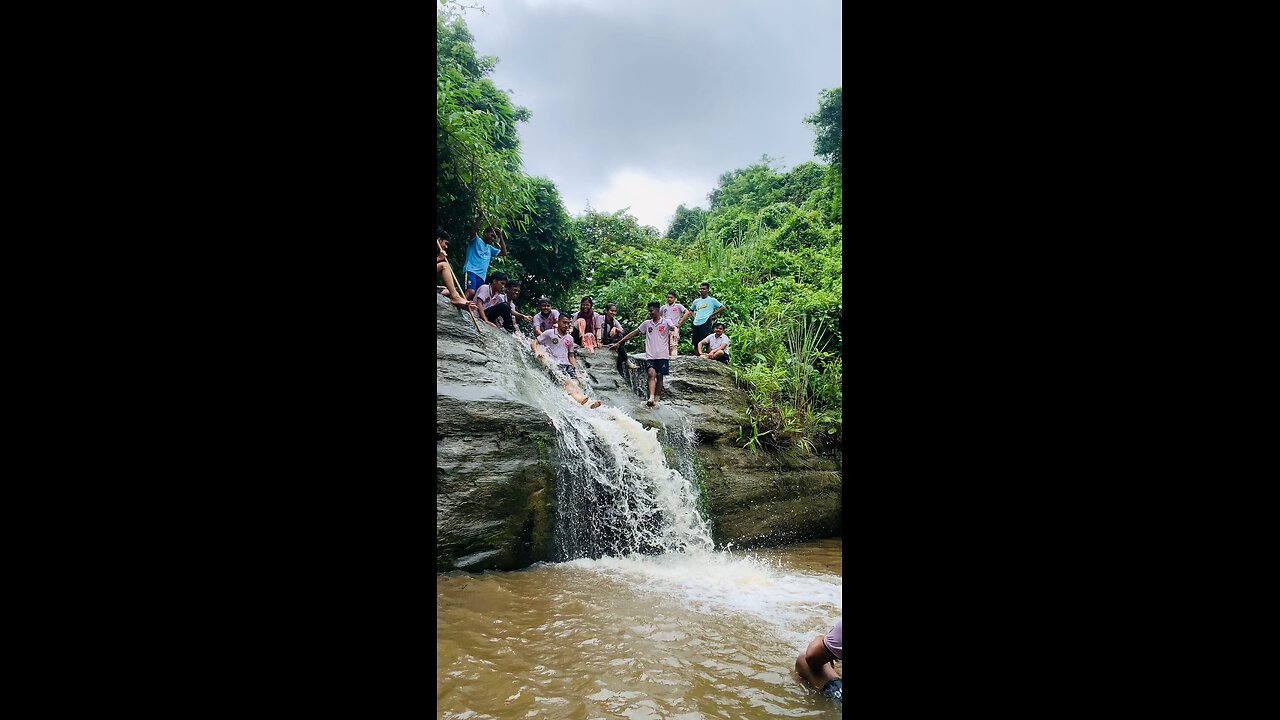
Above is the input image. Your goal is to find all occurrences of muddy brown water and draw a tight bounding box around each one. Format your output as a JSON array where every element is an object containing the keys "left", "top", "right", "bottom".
[{"left": 437, "top": 538, "right": 843, "bottom": 719}]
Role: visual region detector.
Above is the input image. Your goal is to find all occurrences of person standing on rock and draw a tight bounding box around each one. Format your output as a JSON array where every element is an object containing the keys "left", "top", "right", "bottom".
[
  {"left": 608, "top": 301, "right": 673, "bottom": 407},
  {"left": 795, "top": 618, "right": 842, "bottom": 707},
  {"left": 462, "top": 208, "right": 508, "bottom": 301},
  {"left": 697, "top": 322, "right": 731, "bottom": 364},
  {"left": 689, "top": 282, "right": 725, "bottom": 352},
  {"left": 659, "top": 291, "right": 692, "bottom": 356},
  {"left": 533, "top": 313, "right": 581, "bottom": 380}
]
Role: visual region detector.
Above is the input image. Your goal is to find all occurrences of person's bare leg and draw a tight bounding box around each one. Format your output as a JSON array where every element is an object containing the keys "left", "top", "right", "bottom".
[
  {"left": 441, "top": 265, "right": 471, "bottom": 307},
  {"left": 654, "top": 374, "right": 664, "bottom": 404},
  {"left": 646, "top": 367, "right": 657, "bottom": 406},
  {"left": 795, "top": 634, "right": 840, "bottom": 691}
]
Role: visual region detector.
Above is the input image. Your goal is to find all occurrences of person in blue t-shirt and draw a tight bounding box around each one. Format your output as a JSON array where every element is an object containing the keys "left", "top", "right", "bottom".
[
  {"left": 689, "top": 282, "right": 725, "bottom": 352},
  {"left": 461, "top": 209, "right": 508, "bottom": 300}
]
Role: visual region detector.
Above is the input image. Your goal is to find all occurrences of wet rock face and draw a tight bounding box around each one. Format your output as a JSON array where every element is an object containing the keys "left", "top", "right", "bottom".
[
  {"left": 576, "top": 352, "right": 748, "bottom": 442},
  {"left": 435, "top": 294, "right": 841, "bottom": 572}
]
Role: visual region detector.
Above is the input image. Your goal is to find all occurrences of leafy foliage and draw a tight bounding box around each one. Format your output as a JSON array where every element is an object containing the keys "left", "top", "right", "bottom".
[
  {"left": 436, "top": 12, "right": 583, "bottom": 307},
  {"left": 435, "top": 26, "right": 842, "bottom": 450},
  {"left": 437, "top": 12, "right": 535, "bottom": 266},
  {"left": 804, "top": 87, "right": 842, "bottom": 175},
  {"left": 567, "top": 145, "right": 843, "bottom": 449}
]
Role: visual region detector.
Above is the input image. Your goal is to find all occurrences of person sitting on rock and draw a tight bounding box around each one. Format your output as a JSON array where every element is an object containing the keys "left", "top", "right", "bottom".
[
  {"left": 696, "top": 322, "right": 731, "bottom": 364},
  {"left": 472, "top": 272, "right": 515, "bottom": 332},
  {"left": 597, "top": 302, "right": 626, "bottom": 373},
  {"left": 563, "top": 377, "right": 602, "bottom": 409},
  {"left": 572, "top": 296, "right": 599, "bottom": 353},
  {"left": 435, "top": 229, "right": 469, "bottom": 308},
  {"left": 795, "top": 618, "right": 842, "bottom": 708},
  {"left": 504, "top": 280, "right": 533, "bottom": 332},
  {"left": 608, "top": 301, "right": 673, "bottom": 407},
  {"left": 533, "top": 313, "right": 580, "bottom": 380},
  {"left": 532, "top": 297, "right": 560, "bottom": 335}
]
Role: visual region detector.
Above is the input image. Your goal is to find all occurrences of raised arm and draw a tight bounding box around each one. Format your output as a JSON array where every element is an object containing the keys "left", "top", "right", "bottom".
[
  {"left": 470, "top": 207, "right": 485, "bottom": 236},
  {"left": 496, "top": 228, "right": 508, "bottom": 257}
]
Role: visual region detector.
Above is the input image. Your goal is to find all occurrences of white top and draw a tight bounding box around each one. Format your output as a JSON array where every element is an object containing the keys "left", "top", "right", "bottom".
[{"left": 706, "top": 333, "right": 729, "bottom": 351}]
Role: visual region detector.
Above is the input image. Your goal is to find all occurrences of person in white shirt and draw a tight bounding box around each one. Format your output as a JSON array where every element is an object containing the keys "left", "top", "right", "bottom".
[
  {"left": 697, "top": 322, "right": 731, "bottom": 364},
  {"left": 471, "top": 272, "right": 514, "bottom": 332},
  {"left": 532, "top": 313, "right": 580, "bottom": 379}
]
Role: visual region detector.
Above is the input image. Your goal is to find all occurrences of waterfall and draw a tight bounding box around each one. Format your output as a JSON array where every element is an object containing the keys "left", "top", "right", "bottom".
[{"left": 511, "top": 331, "right": 714, "bottom": 561}]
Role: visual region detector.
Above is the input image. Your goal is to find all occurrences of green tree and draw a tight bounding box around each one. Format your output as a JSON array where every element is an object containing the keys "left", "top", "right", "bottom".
[
  {"left": 491, "top": 176, "right": 582, "bottom": 308},
  {"left": 666, "top": 203, "right": 709, "bottom": 242},
  {"left": 804, "top": 87, "right": 842, "bottom": 175},
  {"left": 437, "top": 12, "right": 535, "bottom": 271}
]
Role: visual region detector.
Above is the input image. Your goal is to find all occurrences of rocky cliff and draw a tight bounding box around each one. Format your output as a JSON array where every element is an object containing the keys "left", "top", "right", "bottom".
[{"left": 435, "top": 293, "right": 841, "bottom": 571}]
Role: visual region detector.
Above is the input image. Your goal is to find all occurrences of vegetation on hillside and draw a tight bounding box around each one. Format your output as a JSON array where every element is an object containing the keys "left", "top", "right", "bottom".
[{"left": 436, "top": 10, "right": 842, "bottom": 452}]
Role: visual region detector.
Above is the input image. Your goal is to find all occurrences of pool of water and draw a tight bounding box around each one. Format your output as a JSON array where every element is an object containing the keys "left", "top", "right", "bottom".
[{"left": 437, "top": 537, "right": 843, "bottom": 718}]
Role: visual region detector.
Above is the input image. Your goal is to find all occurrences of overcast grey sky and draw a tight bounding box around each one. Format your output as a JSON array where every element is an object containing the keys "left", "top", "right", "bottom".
[{"left": 455, "top": 0, "right": 842, "bottom": 232}]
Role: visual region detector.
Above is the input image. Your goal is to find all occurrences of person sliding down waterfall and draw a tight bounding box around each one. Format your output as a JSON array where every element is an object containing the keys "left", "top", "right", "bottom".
[
  {"left": 563, "top": 377, "right": 602, "bottom": 409},
  {"left": 608, "top": 301, "right": 672, "bottom": 407},
  {"left": 532, "top": 313, "right": 577, "bottom": 376},
  {"left": 795, "top": 618, "right": 842, "bottom": 708}
]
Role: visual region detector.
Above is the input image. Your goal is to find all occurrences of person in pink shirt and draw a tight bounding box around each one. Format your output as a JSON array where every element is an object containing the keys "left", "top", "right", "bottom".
[
  {"left": 796, "top": 618, "right": 842, "bottom": 707},
  {"left": 532, "top": 313, "right": 580, "bottom": 380},
  {"left": 608, "top": 301, "right": 673, "bottom": 407},
  {"left": 659, "top": 291, "right": 692, "bottom": 356}
]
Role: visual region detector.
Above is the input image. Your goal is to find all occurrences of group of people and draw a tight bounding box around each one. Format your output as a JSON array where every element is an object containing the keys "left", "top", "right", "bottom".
[
  {"left": 436, "top": 218, "right": 734, "bottom": 409},
  {"left": 437, "top": 216, "right": 842, "bottom": 706}
]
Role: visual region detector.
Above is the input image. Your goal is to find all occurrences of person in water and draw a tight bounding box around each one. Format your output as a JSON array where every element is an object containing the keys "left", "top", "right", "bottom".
[
  {"left": 696, "top": 322, "right": 731, "bottom": 364},
  {"left": 659, "top": 291, "right": 692, "bottom": 356},
  {"left": 462, "top": 209, "right": 508, "bottom": 300},
  {"left": 608, "top": 301, "right": 673, "bottom": 407},
  {"left": 572, "top": 296, "right": 599, "bottom": 352},
  {"left": 795, "top": 618, "right": 842, "bottom": 706},
  {"left": 563, "top": 377, "right": 602, "bottom": 409},
  {"left": 533, "top": 313, "right": 580, "bottom": 380}
]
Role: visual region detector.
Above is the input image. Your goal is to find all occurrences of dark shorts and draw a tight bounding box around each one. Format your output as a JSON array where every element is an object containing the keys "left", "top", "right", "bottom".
[
  {"left": 558, "top": 364, "right": 577, "bottom": 379},
  {"left": 713, "top": 352, "right": 730, "bottom": 364},
  {"left": 644, "top": 359, "right": 670, "bottom": 376},
  {"left": 465, "top": 272, "right": 484, "bottom": 291}
]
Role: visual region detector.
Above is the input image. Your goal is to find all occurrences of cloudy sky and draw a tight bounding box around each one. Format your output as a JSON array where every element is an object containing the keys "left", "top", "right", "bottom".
[{"left": 455, "top": 0, "right": 842, "bottom": 232}]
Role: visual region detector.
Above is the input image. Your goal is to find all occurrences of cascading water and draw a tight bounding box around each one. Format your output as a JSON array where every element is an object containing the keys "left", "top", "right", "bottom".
[
  {"left": 439, "top": 322, "right": 842, "bottom": 720},
  {"left": 509, "top": 330, "right": 713, "bottom": 560}
]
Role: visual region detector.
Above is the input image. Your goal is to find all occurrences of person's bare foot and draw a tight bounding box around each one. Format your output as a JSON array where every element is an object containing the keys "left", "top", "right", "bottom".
[
  {"left": 590, "top": 400, "right": 602, "bottom": 409},
  {"left": 645, "top": 398, "right": 655, "bottom": 407}
]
